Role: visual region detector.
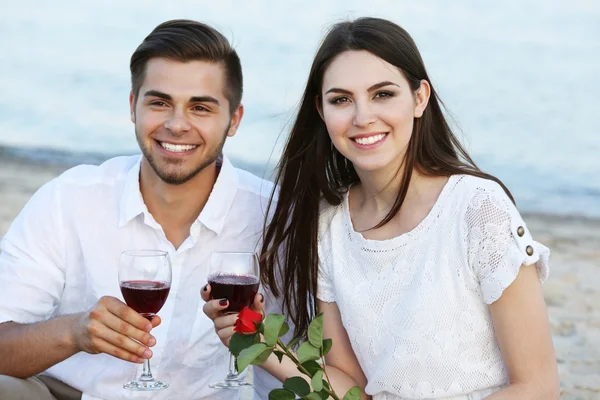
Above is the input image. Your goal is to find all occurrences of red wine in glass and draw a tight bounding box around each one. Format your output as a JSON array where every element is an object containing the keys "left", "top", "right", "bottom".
[
  {"left": 118, "top": 249, "right": 172, "bottom": 391},
  {"left": 208, "top": 252, "right": 260, "bottom": 389},
  {"left": 208, "top": 274, "right": 259, "bottom": 313},
  {"left": 120, "top": 280, "right": 171, "bottom": 319}
]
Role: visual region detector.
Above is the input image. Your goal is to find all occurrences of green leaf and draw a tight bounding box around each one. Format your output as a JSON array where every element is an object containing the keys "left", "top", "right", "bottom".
[
  {"left": 263, "top": 314, "right": 285, "bottom": 347},
  {"left": 286, "top": 335, "right": 301, "bottom": 349},
  {"left": 305, "top": 393, "right": 322, "bottom": 400},
  {"left": 237, "top": 343, "right": 267, "bottom": 373},
  {"left": 283, "top": 377, "right": 310, "bottom": 396},
  {"left": 268, "top": 389, "right": 296, "bottom": 400},
  {"left": 342, "top": 386, "right": 362, "bottom": 400},
  {"left": 311, "top": 370, "right": 324, "bottom": 391},
  {"left": 273, "top": 350, "right": 285, "bottom": 363},
  {"left": 318, "top": 389, "right": 329, "bottom": 399},
  {"left": 251, "top": 346, "right": 274, "bottom": 366},
  {"left": 322, "top": 338, "right": 332, "bottom": 356},
  {"left": 297, "top": 341, "right": 321, "bottom": 363},
  {"left": 299, "top": 360, "right": 321, "bottom": 377},
  {"left": 229, "top": 332, "right": 256, "bottom": 357},
  {"left": 308, "top": 313, "right": 324, "bottom": 348},
  {"left": 278, "top": 321, "right": 290, "bottom": 337},
  {"left": 258, "top": 322, "right": 265, "bottom": 335}
]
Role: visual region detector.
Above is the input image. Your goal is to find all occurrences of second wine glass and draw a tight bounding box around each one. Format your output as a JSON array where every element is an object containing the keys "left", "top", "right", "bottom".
[{"left": 208, "top": 251, "right": 260, "bottom": 389}]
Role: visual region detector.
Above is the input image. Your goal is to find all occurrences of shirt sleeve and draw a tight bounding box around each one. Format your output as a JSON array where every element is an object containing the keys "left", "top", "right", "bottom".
[
  {"left": 316, "top": 200, "right": 337, "bottom": 303},
  {"left": 465, "top": 183, "right": 550, "bottom": 305},
  {"left": 316, "top": 245, "right": 335, "bottom": 303},
  {"left": 0, "top": 178, "right": 67, "bottom": 324}
]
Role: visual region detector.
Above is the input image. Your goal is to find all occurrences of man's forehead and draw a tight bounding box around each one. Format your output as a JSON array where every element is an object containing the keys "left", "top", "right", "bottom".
[{"left": 141, "top": 58, "right": 228, "bottom": 99}]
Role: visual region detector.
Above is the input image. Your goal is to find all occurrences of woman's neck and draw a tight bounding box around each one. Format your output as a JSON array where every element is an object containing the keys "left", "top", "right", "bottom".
[{"left": 351, "top": 159, "right": 417, "bottom": 214}]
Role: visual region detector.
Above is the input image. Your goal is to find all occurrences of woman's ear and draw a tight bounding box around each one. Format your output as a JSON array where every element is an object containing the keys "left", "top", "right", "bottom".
[
  {"left": 315, "top": 95, "right": 325, "bottom": 121},
  {"left": 414, "top": 79, "right": 431, "bottom": 118}
]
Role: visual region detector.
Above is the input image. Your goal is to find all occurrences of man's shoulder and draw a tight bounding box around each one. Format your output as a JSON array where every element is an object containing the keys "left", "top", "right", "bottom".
[
  {"left": 234, "top": 166, "right": 277, "bottom": 202},
  {"left": 55, "top": 155, "right": 140, "bottom": 189}
]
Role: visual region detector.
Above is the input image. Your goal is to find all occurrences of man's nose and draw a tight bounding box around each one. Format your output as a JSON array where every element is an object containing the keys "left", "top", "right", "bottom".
[{"left": 164, "top": 109, "right": 191, "bottom": 134}]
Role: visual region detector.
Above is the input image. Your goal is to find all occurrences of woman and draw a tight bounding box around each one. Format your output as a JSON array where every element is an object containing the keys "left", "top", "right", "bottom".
[{"left": 203, "top": 17, "right": 559, "bottom": 399}]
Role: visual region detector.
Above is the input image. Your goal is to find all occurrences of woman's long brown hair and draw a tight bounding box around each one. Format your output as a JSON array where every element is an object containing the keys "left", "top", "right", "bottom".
[{"left": 260, "top": 17, "right": 514, "bottom": 341}]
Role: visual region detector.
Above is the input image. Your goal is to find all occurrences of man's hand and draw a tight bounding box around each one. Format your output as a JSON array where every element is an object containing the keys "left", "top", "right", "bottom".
[
  {"left": 72, "top": 296, "right": 161, "bottom": 363},
  {"left": 201, "top": 285, "right": 265, "bottom": 347}
]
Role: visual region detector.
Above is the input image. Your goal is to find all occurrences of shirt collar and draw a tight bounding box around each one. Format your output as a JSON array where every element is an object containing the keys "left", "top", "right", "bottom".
[
  {"left": 118, "top": 156, "right": 147, "bottom": 228},
  {"left": 198, "top": 154, "right": 239, "bottom": 235},
  {"left": 117, "top": 154, "right": 239, "bottom": 235}
]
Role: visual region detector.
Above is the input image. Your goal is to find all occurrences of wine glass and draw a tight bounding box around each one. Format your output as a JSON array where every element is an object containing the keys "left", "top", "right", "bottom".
[
  {"left": 118, "top": 249, "right": 172, "bottom": 391},
  {"left": 208, "top": 251, "right": 260, "bottom": 389}
]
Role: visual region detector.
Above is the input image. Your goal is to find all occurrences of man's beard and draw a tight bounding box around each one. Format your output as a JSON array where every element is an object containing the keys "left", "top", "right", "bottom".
[{"left": 136, "top": 124, "right": 230, "bottom": 185}]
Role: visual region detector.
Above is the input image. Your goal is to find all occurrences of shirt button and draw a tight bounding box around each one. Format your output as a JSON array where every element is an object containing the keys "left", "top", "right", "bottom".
[
  {"left": 526, "top": 245, "right": 534, "bottom": 256},
  {"left": 517, "top": 226, "right": 525, "bottom": 237}
]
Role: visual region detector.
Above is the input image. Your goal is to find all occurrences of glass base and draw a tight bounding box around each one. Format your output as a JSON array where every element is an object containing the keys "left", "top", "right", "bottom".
[
  {"left": 123, "top": 379, "right": 169, "bottom": 391},
  {"left": 209, "top": 379, "right": 253, "bottom": 389}
]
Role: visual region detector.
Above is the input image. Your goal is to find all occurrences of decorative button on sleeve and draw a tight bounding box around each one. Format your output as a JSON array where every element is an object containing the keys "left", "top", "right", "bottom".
[{"left": 526, "top": 245, "right": 534, "bottom": 256}]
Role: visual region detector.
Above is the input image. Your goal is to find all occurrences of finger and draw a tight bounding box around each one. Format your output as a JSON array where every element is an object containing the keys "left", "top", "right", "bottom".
[
  {"left": 88, "top": 319, "right": 153, "bottom": 360},
  {"left": 251, "top": 293, "right": 266, "bottom": 317},
  {"left": 202, "top": 298, "right": 230, "bottom": 320},
  {"left": 101, "top": 297, "right": 153, "bottom": 332},
  {"left": 200, "top": 284, "right": 211, "bottom": 302},
  {"left": 101, "top": 311, "right": 155, "bottom": 347},
  {"left": 216, "top": 326, "right": 235, "bottom": 347},
  {"left": 214, "top": 313, "right": 239, "bottom": 332},
  {"left": 91, "top": 336, "right": 145, "bottom": 364},
  {"left": 150, "top": 315, "right": 161, "bottom": 329}
]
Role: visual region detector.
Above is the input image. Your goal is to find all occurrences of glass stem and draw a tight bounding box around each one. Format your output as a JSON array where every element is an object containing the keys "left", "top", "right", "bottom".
[
  {"left": 140, "top": 359, "right": 154, "bottom": 381},
  {"left": 226, "top": 352, "right": 239, "bottom": 380}
]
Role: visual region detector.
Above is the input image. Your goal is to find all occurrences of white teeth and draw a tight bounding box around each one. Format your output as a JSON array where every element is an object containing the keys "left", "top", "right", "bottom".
[
  {"left": 354, "top": 133, "right": 386, "bottom": 145},
  {"left": 160, "top": 142, "right": 198, "bottom": 152}
]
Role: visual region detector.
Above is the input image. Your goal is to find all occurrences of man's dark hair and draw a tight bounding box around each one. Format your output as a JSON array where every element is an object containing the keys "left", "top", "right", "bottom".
[{"left": 130, "top": 19, "right": 243, "bottom": 114}]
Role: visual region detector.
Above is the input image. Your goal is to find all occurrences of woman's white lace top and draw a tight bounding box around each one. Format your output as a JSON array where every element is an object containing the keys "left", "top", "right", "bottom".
[{"left": 316, "top": 175, "right": 550, "bottom": 399}]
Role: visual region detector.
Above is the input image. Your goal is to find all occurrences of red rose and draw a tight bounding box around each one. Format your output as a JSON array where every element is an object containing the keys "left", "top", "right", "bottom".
[{"left": 234, "top": 306, "right": 262, "bottom": 335}]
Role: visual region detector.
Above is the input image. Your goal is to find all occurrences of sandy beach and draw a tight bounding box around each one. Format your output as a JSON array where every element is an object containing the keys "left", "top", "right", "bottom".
[{"left": 1, "top": 155, "right": 598, "bottom": 399}]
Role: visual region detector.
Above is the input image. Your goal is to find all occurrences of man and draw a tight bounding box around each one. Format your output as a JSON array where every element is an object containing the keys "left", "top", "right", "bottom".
[{"left": 0, "top": 19, "right": 279, "bottom": 399}]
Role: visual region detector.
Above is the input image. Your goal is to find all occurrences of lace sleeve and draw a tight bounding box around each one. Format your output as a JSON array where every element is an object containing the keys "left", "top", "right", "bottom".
[
  {"left": 316, "top": 200, "right": 337, "bottom": 303},
  {"left": 316, "top": 231, "right": 337, "bottom": 302},
  {"left": 465, "top": 184, "right": 550, "bottom": 304}
]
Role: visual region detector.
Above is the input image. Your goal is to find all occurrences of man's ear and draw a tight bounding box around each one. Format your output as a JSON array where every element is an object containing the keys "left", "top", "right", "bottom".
[
  {"left": 226, "top": 104, "right": 245, "bottom": 138},
  {"left": 129, "top": 92, "right": 136, "bottom": 123}
]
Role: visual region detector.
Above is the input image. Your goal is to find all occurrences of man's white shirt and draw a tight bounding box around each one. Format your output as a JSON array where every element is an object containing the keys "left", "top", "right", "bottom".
[{"left": 0, "top": 154, "right": 281, "bottom": 399}]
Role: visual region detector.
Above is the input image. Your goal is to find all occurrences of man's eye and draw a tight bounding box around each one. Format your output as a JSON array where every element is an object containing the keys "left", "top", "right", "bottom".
[
  {"left": 193, "top": 105, "right": 208, "bottom": 112},
  {"left": 150, "top": 101, "right": 167, "bottom": 107}
]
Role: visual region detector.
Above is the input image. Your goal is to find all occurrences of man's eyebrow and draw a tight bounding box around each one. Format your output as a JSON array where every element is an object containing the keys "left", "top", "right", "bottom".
[
  {"left": 143, "top": 90, "right": 171, "bottom": 100},
  {"left": 189, "top": 96, "right": 219, "bottom": 105},
  {"left": 324, "top": 81, "right": 400, "bottom": 95},
  {"left": 143, "top": 91, "right": 220, "bottom": 106}
]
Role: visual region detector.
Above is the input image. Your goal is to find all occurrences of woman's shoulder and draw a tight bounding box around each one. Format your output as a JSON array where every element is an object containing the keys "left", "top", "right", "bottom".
[
  {"left": 448, "top": 174, "right": 513, "bottom": 208},
  {"left": 318, "top": 195, "right": 346, "bottom": 237}
]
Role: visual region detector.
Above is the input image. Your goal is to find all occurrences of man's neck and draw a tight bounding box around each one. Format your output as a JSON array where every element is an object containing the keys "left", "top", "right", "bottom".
[{"left": 139, "top": 159, "right": 218, "bottom": 249}]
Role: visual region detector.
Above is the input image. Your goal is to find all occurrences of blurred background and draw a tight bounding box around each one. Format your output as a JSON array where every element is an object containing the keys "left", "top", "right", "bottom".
[{"left": 1, "top": 1, "right": 598, "bottom": 398}]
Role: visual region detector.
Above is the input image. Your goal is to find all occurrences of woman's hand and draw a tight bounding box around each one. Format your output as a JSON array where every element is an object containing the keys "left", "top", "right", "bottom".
[{"left": 201, "top": 284, "right": 265, "bottom": 347}]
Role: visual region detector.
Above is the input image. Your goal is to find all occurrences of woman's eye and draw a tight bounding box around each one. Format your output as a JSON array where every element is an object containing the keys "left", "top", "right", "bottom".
[
  {"left": 374, "top": 91, "right": 394, "bottom": 99},
  {"left": 329, "top": 96, "right": 350, "bottom": 105}
]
